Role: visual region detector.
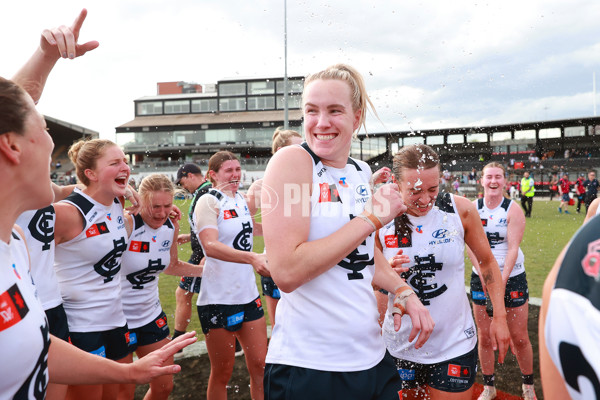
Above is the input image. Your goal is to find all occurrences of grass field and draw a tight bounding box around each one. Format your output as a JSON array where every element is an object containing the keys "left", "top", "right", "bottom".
[{"left": 158, "top": 197, "right": 585, "bottom": 339}]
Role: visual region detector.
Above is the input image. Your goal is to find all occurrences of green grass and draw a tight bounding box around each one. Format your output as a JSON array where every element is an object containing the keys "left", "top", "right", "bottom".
[
  {"left": 158, "top": 198, "right": 583, "bottom": 338},
  {"left": 464, "top": 198, "right": 584, "bottom": 298}
]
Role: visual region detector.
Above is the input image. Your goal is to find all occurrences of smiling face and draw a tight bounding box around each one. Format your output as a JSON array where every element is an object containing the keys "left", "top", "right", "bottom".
[
  {"left": 482, "top": 166, "right": 506, "bottom": 197},
  {"left": 303, "top": 79, "right": 361, "bottom": 168},
  {"left": 140, "top": 190, "right": 173, "bottom": 229},
  {"left": 210, "top": 159, "right": 242, "bottom": 193},
  {"left": 87, "top": 145, "right": 130, "bottom": 197},
  {"left": 398, "top": 166, "right": 440, "bottom": 217}
]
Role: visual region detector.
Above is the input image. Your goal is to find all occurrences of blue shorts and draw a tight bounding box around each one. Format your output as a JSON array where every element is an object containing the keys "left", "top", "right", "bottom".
[
  {"left": 70, "top": 324, "right": 130, "bottom": 360},
  {"left": 45, "top": 303, "right": 70, "bottom": 342},
  {"left": 179, "top": 276, "right": 201, "bottom": 293},
  {"left": 395, "top": 347, "right": 478, "bottom": 393},
  {"left": 127, "top": 311, "right": 170, "bottom": 354},
  {"left": 197, "top": 296, "right": 264, "bottom": 334},
  {"left": 261, "top": 276, "right": 281, "bottom": 299},
  {"left": 562, "top": 193, "right": 570, "bottom": 202},
  {"left": 470, "top": 272, "right": 529, "bottom": 308},
  {"left": 265, "top": 351, "right": 401, "bottom": 400}
]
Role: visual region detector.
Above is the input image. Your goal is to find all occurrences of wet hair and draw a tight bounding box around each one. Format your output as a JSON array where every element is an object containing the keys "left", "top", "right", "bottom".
[
  {"left": 0, "top": 77, "right": 32, "bottom": 136},
  {"left": 207, "top": 151, "right": 239, "bottom": 186},
  {"left": 68, "top": 138, "right": 119, "bottom": 186},
  {"left": 303, "top": 64, "right": 377, "bottom": 135},
  {"left": 138, "top": 173, "right": 174, "bottom": 205},
  {"left": 391, "top": 144, "right": 441, "bottom": 239},
  {"left": 271, "top": 127, "right": 302, "bottom": 154}
]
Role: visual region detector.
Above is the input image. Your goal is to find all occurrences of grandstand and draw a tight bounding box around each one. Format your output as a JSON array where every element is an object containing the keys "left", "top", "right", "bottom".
[
  {"left": 358, "top": 116, "right": 600, "bottom": 198},
  {"left": 46, "top": 115, "right": 99, "bottom": 184}
]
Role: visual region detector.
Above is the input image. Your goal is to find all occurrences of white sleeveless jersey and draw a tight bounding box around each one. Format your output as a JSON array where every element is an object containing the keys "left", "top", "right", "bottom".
[
  {"left": 266, "top": 143, "right": 385, "bottom": 372},
  {"left": 472, "top": 197, "right": 525, "bottom": 278},
  {"left": 0, "top": 230, "right": 50, "bottom": 399},
  {"left": 545, "top": 215, "right": 600, "bottom": 399},
  {"left": 54, "top": 188, "right": 127, "bottom": 332},
  {"left": 120, "top": 214, "right": 174, "bottom": 329},
  {"left": 16, "top": 207, "right": 63, "bottom": 311},
  {"left": 381, "top": 193, "right": 477, "bottom": 364},
  {"left": 196, "top": 189, "right": 258, "bottom": 306}
]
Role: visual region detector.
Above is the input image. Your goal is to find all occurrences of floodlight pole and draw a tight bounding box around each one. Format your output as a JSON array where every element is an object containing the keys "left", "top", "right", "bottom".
[{"left": 283, "top": 0, "right": 289, "bottom": 129}]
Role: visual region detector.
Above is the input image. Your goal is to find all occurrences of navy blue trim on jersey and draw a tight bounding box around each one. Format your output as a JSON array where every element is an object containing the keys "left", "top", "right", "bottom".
[
  {"left": 500, "top": 197, "right": 511, "bottom": 211},
  {"left": 301, "top": 142, "right": 320, "bottom": 165},
  {"left": 347, "top": 157, "right": 363, "bottom": 172},
  {"left": 209, "top": 189, "right": 224, "bottom": 201},
  {"left": 554, "top": 214, "right": 600, "bottom": 311},
  {"left": 133, "top": 213, "right": 144, "bottom": 230},
  {"left": 435, "top": 192, "right": 454, "bottom": 214},
  {"left": 64, "top": 191, "right": 95, "bottom": 215},
  {"left": 11, "top": 231, "right": 20, "bottom": 240},
  {"left": 477, "top": 198, "right": 484, "bottom": 210}
]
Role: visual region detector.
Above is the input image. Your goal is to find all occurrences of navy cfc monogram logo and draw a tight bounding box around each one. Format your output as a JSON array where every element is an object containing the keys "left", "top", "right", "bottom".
[
  {"left": 233, "top": 222, "right": 253, "bottom": 251},
  {"left": 401, "top": 254, "right": 447, "bottom": 305},
  {"left": 126, "top": 259, "right": 167, "bottom": 289},
  {"left": 339, "top": 245, "right": 374, "bottom": 280},
  {"left": 27, "top": 206, "right": 54, "bottom": 251},
  {"left": 94, "top": 237, "right": 127, "bottom": 283},
  {"left": 14, "top": 321, "right": 49, "bottom": 400}
]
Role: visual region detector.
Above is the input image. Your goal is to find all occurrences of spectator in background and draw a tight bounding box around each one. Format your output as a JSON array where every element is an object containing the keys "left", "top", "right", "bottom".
[
  {"left": 469, "top": 168, "right": 477, "bottom": 184},
  {"left": 583, "top": 171, "right": 599, "bottom": 214},
  {"left": 520, "top": 171, "right": 535, "bottom": 218},
  {"left": 575, "top": 174, "right": 586, "bottom": 214},
  {"left": 558, "top": 173, "right": 571, "bottom": 214},
  {"left": 549, "top": 173, "right": 559, "bottom": 201},
  {"left": 453, "top": 177, "right": 461, "bottom": 195}
]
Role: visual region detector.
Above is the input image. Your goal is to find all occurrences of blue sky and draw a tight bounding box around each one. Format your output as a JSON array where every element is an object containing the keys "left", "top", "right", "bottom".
[{"left": 3, "top": 0, "right": 600, "bottom": 141}]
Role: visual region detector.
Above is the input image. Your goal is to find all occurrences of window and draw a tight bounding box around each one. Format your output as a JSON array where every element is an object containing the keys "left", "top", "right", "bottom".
[
  {"left": 514, "top": 130, "right": 535, "bottom": 140},
  {"left": 277, "top": 79, "right": 304, "bottom": 94},
  {"left": 248, "top": 96, "right": 275, "bottom": 110},
  {"left": 565, "top": 126, "right": 584, "bottom": 137},
  {"left": 191, "top": 99, "right": 218, "bottom": 113},
  {"left": 277, "top": 94, "right": 302, "bottom": 109},
  {"left": 426, "top": 135, "right": 444, "bottom": 145},
  {"left": 137, "top": 101, "right": 163, "bottom": 115},
  {"left": 248, "top": 81, "right": 275, "bottom": 95},
  {"left": 467, "top": 133, "right": 487, "bottom": 143},
  {"left": 447, "top": 134, "right": 464, "bottom": 144},
  {"left": 403, "top": 136, "right": 425, "bottom": 145},
  {"left": 539, "top": 128, "right": 560, "bottom": 139},
  {"left": 164, "top": 100, "right": 190, "bottom": 114},
  {"left": 491, "top": 131, "right": 511, "bottom": 141},
  {"left": 219, "top": 97, "right": 246, "bottom": 111},
  {"left": 218, "top": 82, "right": 246, "bottom": 96}
]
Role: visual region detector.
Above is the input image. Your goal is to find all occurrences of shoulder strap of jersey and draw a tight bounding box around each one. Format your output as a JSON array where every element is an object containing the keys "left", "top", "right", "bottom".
[
  {"left": 208, "top": 189, "right": 224, "bottom": 201},
  {"left": 477, "top": 198, "right": 484, "bottom": 210},
  {"left": 435, "top": 192, "right": 455, "bottom": 213},
  {"left": 163, "top": 218, "right": 174, "bottom": 229},
  {"left": 347, "top": 157, "right": 363, "bottom": 172},
  {"left": 133, "top": 213, "right": 145, "bottom": 230},
  {"left": 300, "top": 142, "right": 320, "bottom": 165},
  {"left": 63, "top": 191, "right": 94, "bottom": 216},
  {"left": 501, "top": 197, "right": 511, "bottom": 211}
]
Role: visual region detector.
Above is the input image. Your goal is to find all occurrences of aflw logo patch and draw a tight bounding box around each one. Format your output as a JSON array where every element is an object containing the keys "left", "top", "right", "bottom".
[
  {"left": 223, "top": 209, "right": 239, "bottom": 219},
  {"left": 384, "top": 233, "right": 412, "bottom": 248},
  {"left": 318, "top": 183, "right": 342, "bottom": 203},
  {"left": 0, "top": 284, "right": 29, "bottom": 332},
  {"left": 86, "top": 222, "right": 109, "bottom": 238},
  {"left": 129, "top": 241, "right": 150, "bottom": 253}
]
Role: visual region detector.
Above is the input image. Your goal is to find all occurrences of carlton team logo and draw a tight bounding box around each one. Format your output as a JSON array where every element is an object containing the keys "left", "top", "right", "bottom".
[{"left": 582, "top": 238, "right": 600, "bottom": 280}]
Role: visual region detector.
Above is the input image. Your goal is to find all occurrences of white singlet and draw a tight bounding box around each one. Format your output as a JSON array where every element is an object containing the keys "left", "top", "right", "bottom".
[
  {"left": 381, "top": 193, "right": 477, "bottom": 364},
  {"left": 545, "top": 215, "right": 600, "bottom": 399},
  {"left": 120, "top": 214, "right": 174, "bottom": 329},
  {"left": 54, "top": 188, "right": 127, "bottom": 332},
  {"left": 0, "top": 230, "right": 50, "bottom": 399},
  {"left": 196, "top": 188, "right": 259, "bottom": 306},
  {"left": 266, "top": 143, "right": 384, "bottom": 372},
  {"left": 472, "top": 197, "right": 525, "bottom": 278},
  {"left": 16, "top": 207, "right": 63, "bottom": 311}
]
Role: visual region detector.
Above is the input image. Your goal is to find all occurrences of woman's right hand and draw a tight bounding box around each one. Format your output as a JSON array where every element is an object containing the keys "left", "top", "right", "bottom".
[
  {"left": 40, "top": 9, "right": 99, "bottom": 60},
  {"left": 251, "top": 252, "right": 270, "bottom": 277},
  {"left": 367, "top": 183, "right": 407, "bottom": 226}
]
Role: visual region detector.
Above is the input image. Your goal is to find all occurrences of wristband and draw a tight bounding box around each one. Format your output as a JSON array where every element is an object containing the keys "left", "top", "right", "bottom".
[
  {"left": 361, "top": 210, "right": 383, "bottom": 230},
  {"left": 392, "top": 285, "right": 415, "bottom": 316},
  {"left": 356, "top": 213, "right": 377, "bottom": 232}
]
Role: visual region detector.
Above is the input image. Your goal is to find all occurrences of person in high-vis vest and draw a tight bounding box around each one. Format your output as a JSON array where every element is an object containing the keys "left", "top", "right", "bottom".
[{"left": 520, "top": 171, "right": 535, "bottom": 218}]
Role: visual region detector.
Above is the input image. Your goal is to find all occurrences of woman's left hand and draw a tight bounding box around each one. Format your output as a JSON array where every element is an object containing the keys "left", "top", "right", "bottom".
[
  {"left": 170, "top": 205, "right": 182, "bottom": 222},
  {"left": 124, "top": 186, "right": 141, "bottom": 214},
  {"left": 388, "top": 249, "right": 410, "bottom": 274}
]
